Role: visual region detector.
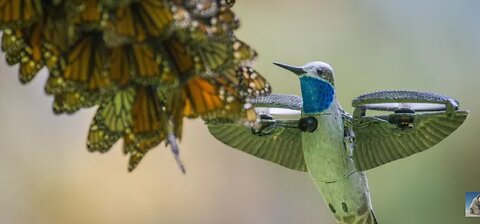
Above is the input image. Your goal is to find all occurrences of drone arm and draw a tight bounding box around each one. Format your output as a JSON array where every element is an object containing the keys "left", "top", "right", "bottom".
[{"left": 351, "top": 90, "right": 468, "bottom": 171}]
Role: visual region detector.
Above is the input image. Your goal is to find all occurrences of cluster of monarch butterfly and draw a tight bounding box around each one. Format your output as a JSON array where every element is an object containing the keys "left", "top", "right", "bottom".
[{"left": 0, "top": 0, "right": 271, "bottom": 171}]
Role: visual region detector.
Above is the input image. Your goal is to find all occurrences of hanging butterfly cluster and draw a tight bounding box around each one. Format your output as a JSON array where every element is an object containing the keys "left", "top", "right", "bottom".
[{"left": 0, "top": 0, "right": 271, "bottom": 171}]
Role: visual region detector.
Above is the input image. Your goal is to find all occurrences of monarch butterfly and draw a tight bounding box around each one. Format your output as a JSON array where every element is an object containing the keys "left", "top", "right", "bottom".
[
  {"left": 200, "top": 66, "right": 271, "bottom": 124},
  {"left": 76, "top": 0, "right": 102, "bottom": 24},
  {"left": 112, "top": 0, "right": 173, "bottom": 42},
  {"left": 237, "top": 65, "right": 271, "bottom": 98},
  {"left": 164, "top": 35, "right": 195, "bottom": 77},
  {"left": 52, "top": 91, "right": 95, "bottom": 114},
  {"left": 232, "top": 39, "right": 257, "bottom": 63},
  {"left": 64, "top": 36, "right": 105, "bottom": 85},
  {"left": 88, "top": 85, "right": 180, "bottom": 171},
  {"left": 87, "top": 66, "right": 271, "bottom": 171},
  {"left": 180, "top": 0, "right": 238, "bottom": 35},
  {"left": 191, "top": 36, "right": 231, "bottom": 72},
  {"left": 1, "top": 23, "right": 45, "bottom": 83},
  {"left": 0, "top": 0, "right": 271, "bottom": 171},
  {"left": 51, "top": 35, "right": 112, "bottom": 113},
  {"left": 0, "top": 0, "right": 43, "bottom": 28},
  {"left": 87, "top": 87, "right": 134, "bottom": 153},
  {"left": 183, "top": 76, "right": 239, "bottom": 118},
  {"left": 2, "top": 29, "right": 26, "bottom": 65}
]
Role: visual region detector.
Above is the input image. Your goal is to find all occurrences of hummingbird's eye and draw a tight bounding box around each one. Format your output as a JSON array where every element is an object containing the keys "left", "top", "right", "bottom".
[{"left": 316, "top": 69, "right": 324, "bottom": 76}]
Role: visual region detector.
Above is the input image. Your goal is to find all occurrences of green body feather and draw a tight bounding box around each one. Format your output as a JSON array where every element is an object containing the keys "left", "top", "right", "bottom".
[{"left": 302, "top": 101, "right": 377, "bottom": 224}]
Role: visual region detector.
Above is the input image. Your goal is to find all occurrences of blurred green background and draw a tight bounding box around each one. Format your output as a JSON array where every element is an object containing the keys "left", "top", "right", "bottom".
[{"left": 0, "top": 1, "right": 479, "bottom": 223}]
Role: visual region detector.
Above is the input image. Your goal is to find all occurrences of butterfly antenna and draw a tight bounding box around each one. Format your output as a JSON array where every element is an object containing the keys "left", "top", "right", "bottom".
[{"left": 167, "top": 133, "right": 186, "bottom": 174}]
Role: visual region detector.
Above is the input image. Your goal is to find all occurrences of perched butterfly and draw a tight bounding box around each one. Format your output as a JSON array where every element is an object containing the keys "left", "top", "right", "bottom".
[{"left": 0, "top": 0, "right": 271, "bottom": 171}]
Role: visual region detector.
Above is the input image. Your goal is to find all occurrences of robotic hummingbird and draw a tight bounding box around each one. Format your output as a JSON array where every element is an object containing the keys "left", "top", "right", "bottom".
[{"left": 207, "top": 61, "right": 468, "bottom": 224}]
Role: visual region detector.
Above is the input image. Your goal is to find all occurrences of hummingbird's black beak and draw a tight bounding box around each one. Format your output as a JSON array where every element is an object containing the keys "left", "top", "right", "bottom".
[{"left": 273, "top": 62, "right": 305, "bottom": 75}]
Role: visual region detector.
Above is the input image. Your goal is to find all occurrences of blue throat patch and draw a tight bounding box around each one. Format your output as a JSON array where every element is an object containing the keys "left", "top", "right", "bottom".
[{"left": 300, "top": 76, "right": 335, "bottom": 114}]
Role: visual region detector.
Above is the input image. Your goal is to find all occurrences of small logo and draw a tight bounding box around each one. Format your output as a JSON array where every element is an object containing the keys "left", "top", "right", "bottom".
[{"left": 466, "top": 192, "right": 480, "bottom": 217}]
